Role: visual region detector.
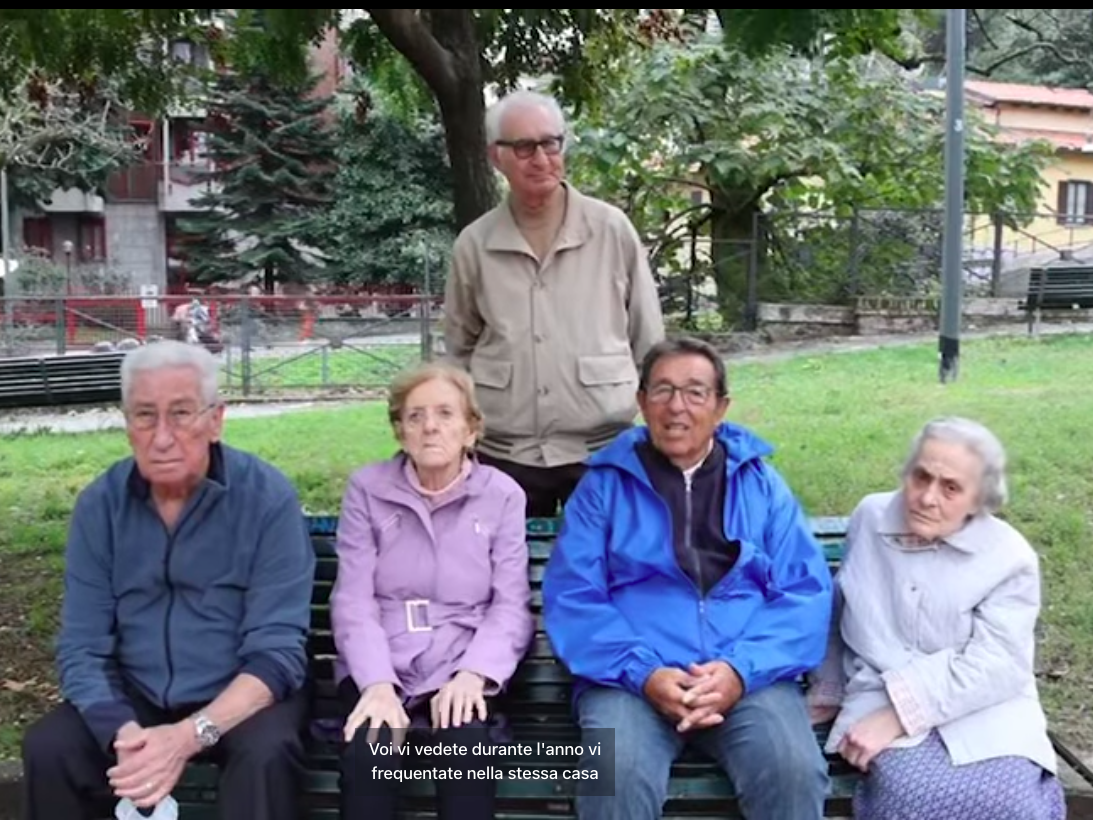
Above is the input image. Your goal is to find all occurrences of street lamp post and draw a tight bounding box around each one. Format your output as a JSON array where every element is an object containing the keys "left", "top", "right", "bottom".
[
  {"left": 939, "top": 8, "right": 966, "bottom": 383},
  {"left": 62, "top": 239, "right": 74, "bottom": 296}
]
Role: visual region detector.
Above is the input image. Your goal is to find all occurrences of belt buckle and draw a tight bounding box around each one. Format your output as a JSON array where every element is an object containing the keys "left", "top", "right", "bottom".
[{"left": 405, "top": 599, "right": 432, "bottom": 633}]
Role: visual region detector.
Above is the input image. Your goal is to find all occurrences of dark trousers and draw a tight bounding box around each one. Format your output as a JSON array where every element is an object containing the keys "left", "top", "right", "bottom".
[
  {"left": 21, "top": 688, "right": 308, "bottom": 820},
  {"left": 338, "top": 678, "right": 496, "bottom": 820},
  {"left": 477, "top": 452, "right": 586, "bottom": 518}
]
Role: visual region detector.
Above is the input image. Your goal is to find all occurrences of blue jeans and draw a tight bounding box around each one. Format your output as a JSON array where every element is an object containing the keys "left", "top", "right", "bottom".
[{"left": 575, "top": 681, "right": 828, "bottom": 820}]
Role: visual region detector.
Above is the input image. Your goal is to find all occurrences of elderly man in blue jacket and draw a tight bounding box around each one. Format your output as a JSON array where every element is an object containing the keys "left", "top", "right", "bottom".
[
  {"left": 543, "top": 336, "right": 832, "bottom": 820},
  {"left": 20, "top": 340, "right": 315, "bottom": 820}
]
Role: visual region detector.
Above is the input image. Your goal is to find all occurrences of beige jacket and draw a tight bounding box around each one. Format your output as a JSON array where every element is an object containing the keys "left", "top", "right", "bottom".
[
  {"left": 809, "top": 490, "right": 1056, "bottom": 774},
  {"left": 443, "top": 183, "right": 664, "bottom": 467}
]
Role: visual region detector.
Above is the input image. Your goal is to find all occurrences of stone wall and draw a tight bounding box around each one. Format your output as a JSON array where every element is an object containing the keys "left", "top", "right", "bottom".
[{"left": 757, "top": 297, "right": 1093, "bottom": 338}]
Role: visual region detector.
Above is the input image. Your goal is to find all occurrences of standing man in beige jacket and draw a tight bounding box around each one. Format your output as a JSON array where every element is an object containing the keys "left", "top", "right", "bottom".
[{"left": 443, "top": 89, "right": 664, "bottom": 517}]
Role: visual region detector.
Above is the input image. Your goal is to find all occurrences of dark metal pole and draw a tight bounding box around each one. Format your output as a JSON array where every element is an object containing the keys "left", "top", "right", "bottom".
[{"left": 939, "top": 8, "right": 966, "bottom": 383}]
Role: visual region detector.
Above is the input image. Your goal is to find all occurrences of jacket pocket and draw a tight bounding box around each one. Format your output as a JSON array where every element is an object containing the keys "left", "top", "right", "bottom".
[
  {"left": 469, "top": 355, "right": 514, "bottom": 434},
  {"left": 578, "top": 354, "right": 639, "bottom": 423}
]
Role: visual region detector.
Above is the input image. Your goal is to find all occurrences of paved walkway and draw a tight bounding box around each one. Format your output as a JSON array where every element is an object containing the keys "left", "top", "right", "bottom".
[{"left": 1, "top": 321, "right": 1091, "bottom": 437}]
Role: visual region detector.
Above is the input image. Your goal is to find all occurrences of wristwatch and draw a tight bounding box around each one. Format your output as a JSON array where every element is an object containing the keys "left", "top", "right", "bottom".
[{"left": 192, "top": 712, "right": 221, "bottom": 749}]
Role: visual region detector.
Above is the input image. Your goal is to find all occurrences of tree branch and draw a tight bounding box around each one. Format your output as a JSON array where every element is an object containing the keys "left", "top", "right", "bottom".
[
  {"left": 0, "top": 76, "right": 144, "bottom": 173},
  {"left": 968, "top": 41, "right": 1075, "bottom": 77},
  {"left": 970, "top": 9, "right": 999, "bottom": 51},
  {"left": 366, "top": 9, "right": 458, "bottom": 99}
]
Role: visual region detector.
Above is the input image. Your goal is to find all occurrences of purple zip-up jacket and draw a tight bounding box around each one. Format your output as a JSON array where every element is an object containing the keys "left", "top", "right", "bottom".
[{"left": 331, "top": 454, "right": 534, "bottom": 699}]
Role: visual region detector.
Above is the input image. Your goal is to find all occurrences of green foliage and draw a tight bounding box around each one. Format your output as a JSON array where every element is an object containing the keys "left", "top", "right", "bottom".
[
  {"left": 568, "top": 26, "right": 1052, "bottom": 318},
  {"left": 176, "top": 68, "right": 338, "bottom": 290},
  {"left": 317, "top": 84, "right": 456, "bottom": 288},
  {"left": 0, "top": 9, "right": 348, "bottom": 114},
  {"left": 0, "top": 71, "right": 146, "bottom": 206},
  {"left": 927, "top": 10, "right": 1093, "bottom": 89},
  {"left": 715, "top": 9, "right": 928, "bottom": 64}
]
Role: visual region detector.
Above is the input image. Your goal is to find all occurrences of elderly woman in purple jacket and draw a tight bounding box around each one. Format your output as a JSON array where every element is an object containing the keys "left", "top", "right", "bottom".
[{"left": 330, "top": 361, "right": 535, "bottom": 820}]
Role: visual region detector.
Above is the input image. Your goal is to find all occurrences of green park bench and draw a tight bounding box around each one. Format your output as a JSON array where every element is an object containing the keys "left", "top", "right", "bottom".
[
  {"left": 0, "top": 350, "right": 123, "bottom": 409},
  {"left": 93, "top": 513, "right": 1093, "bottom": 818},
  {"left": 1021, "top": 263, "right": 1093, "bottom": 333}
]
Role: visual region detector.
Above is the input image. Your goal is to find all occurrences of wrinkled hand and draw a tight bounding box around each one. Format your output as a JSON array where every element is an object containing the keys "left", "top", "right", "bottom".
[
  {"left": 677, "top": 661, "right": 743, "bottom": 731},
  {"left": 108, "top": 722, "right": 196, "bottom": 808},
  {"left": 431, "top": 670, "right": 487, "bottom": 730},
  {"left": 344, "top": 682, "right": 410, "bottom": 747},
  {"left": 837, "top": 706, "right": 906, "bottom": 771},
  {"left": 643, "top": 667, "right": 694, "bottom": 725}
]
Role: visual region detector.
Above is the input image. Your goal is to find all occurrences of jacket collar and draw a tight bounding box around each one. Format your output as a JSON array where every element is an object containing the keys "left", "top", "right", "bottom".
[
  {"left": 589, "top": 422, "right": 775, "bottom": 488},
  {"left": 484, "top": 181, "right": 591, "bottom": 255},
  {"left": 878, "top": 489, "right": 987, "bottom": 554},
  {"left": 368, "top": 452, "right": 490, "bottom": 509},
  {"left": 126, "top": 441, "right": 229, "bottom": 500}
]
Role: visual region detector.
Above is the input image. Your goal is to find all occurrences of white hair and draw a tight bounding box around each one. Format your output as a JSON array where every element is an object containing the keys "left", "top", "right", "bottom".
[
  {"left": 485, "top": 89, "right": 567, "bottom": 144},
  {"left": 121, "top": 340, "right": 220, "bottom": 406},
  {"left": 902, "top": 416, "right": 1009, "bottom": 513}
]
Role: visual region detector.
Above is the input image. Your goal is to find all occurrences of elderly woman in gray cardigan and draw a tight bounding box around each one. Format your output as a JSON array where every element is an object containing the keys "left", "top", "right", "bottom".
[{"left": 808, "top": 416, "right": 1064, "bottom": 819}]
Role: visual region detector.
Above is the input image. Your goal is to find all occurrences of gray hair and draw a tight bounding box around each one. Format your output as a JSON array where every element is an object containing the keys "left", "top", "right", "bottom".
[
  {"left": 120, "top": 340, "right": 220, "bottom": 406},
  {"left": 902, "top": 416, "right": 1009, "bottom": 513},
  {"left": 485, "top": 89, "right": 567, "bottom": 144}
]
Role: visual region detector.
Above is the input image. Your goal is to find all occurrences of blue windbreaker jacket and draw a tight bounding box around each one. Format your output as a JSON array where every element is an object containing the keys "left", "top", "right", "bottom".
[{"left": 542, "top": 422, "right": 833, "bottom": 703}]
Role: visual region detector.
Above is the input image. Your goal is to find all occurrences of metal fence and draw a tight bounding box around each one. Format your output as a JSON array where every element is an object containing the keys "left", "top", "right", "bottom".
[
  {"left": 0, "top": 293, "right": 443, "bottom": 397},
  {"left": 657, "top": 207, "right": 1093, "bottom": 330}
]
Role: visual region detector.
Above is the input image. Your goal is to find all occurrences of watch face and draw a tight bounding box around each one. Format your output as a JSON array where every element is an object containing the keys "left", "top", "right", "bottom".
[{"left": 196, "top": 717, "right": 220, "bottom": 746}]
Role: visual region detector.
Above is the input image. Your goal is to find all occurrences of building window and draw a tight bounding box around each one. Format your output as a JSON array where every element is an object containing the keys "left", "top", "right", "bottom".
[
  {"left": 1057, "top": 180, "right": 1093, "bottom": 225},
  {"left": 22, "top": 216, "right": 53, "bottom": 257},
  {"left": 77, "top": 216, "right": 107, "bottom": 262}
]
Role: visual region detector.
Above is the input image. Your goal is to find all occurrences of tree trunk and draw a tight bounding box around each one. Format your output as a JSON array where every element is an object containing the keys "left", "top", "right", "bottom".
[
  {"left": 709, "top": 187, "right": 759, "bottom": 329},
  {"left": 368, "top": 9, "right": 499, "bottom": 231},
  {"left": 433, "top": 68, "right": 498, "bottom": 230}
]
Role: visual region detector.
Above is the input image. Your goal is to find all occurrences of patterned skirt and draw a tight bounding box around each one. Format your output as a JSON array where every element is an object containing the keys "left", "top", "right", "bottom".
[{"left": 853, "top": 729, "right": 1066, "bottom": 820}]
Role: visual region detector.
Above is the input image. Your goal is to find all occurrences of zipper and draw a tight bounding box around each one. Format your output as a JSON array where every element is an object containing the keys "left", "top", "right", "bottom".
[
  {"left": 154, "top": 487, "right": 208, "bottom": 708},
  {"left": 683, "top": 471, "right": 708, "bottom": 657},
  {"left": 161, "top": 525, "right": 177, "bottom": 707}
]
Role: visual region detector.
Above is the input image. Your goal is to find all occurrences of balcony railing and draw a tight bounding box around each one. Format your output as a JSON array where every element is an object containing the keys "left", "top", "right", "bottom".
[{"left": 160, "top": 159, "right": 218, "bottom": 211}]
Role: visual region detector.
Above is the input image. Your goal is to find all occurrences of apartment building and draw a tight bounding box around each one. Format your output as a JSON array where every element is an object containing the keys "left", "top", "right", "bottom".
[{"left": 14, "top": 26, "right": 348, "bottom": 296}]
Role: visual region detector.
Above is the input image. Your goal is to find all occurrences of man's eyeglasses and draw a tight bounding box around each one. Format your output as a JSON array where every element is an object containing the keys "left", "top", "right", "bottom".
[
  {"left": 645, "top": 383, "right": 717, "bottom": 406},
  {"left": 495, "top": 135, "right": 564, "bottom": 159},
  {"left": 126, "top": 403, "right": 216, "bottom": 431}
]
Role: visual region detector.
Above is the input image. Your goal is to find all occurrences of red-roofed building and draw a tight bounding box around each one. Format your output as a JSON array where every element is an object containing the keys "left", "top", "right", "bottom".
[
  {"left": 965, "top": 79, "right": 1093, "bottom": 222},
  {"left": 958, "top": 79, "right": 1093, "bottom": 279}
]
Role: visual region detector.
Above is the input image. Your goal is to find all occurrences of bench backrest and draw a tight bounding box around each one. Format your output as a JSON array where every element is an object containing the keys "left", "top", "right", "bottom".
[
  {"left": 1026, "top": 265, "right": 1093, "bottom": 309},
  {"left": 0, "top": 351, "right": 124, "bottom": 408},
  {"left": 303, "top": 513, "right": 850, "bottom": 722}
]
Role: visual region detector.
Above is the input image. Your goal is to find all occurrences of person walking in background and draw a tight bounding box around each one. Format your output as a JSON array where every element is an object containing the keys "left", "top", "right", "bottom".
[{"left": 443, "top": 88, "right": 664, "bottom": 517}]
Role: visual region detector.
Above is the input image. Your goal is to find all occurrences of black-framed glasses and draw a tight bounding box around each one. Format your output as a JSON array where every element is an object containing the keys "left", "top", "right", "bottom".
[
  {"left": 645, "top": 383, "right": 717, "bottom": 406},
  {"left": 495, "top": 135, "right": 564, "bottom": 159}
]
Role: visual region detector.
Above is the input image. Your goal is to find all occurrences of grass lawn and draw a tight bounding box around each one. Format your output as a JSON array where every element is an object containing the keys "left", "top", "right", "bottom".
[{"left": 1, "top": 332, "right": 1092, "bottom": 761}]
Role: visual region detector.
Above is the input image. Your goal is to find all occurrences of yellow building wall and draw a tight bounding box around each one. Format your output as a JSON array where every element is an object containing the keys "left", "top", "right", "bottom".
[
  {"left": 965, "top": 152, "right": 1093, "bottom": 260},
  {"left": 991, "top": 105, "right": 1093, "bottom": 133}
]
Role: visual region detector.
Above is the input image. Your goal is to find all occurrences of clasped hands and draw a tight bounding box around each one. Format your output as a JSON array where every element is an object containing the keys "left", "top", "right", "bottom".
[
  {"left": 643, "top": 661, "right": 743, "bottom": 732},
  {"left": 107, "top": 719, "right": 201, "bottom": 809},
  {"left": 344, "top": 670, "right": 487, "bottom": 745}
]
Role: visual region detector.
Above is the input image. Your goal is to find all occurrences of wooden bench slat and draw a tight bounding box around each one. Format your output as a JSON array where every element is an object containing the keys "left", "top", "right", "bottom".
[{"left": 175, "top": 513, "right": 870, "bottom": 817}]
